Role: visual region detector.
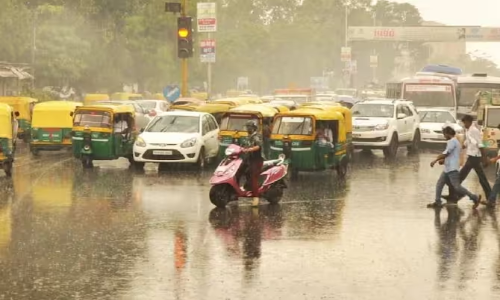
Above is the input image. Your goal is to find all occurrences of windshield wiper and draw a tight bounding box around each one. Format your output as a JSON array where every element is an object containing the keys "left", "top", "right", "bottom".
[{"left": 291, "top": 120, "right": 306, "bottom": 135}]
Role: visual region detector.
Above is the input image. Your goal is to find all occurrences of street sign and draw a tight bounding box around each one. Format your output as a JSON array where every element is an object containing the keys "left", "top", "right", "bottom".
[
  {"left": 163, "top": 85, "right": 181, "bottom": 102},
  {"left": 370, "top": 55, "right": 378, "bottom": 68},
  {"left": 200, "top": 39, "right": 216, "bottom": 63},
  {"left": 348, "top": 26, "right": 500, "bottom": 42},
  {"left": 197, "top": 3, "right": 217, "bottom": 32},
  {"left": 310, "top": 77, "right": 329, "bottom": 90},
  {"left": 341, "top": 47, "right": 351, "bottom": 62}
]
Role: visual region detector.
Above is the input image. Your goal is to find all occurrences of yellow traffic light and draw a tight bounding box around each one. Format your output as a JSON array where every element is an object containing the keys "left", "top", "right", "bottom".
[{"left": 178, "top": 28, "right": 189, "bottom": 38}]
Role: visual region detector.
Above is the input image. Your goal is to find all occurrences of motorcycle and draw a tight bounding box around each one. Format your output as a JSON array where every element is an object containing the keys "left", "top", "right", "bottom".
[{"left": 209, "top": 144, "right": 289, "bottom": 208}]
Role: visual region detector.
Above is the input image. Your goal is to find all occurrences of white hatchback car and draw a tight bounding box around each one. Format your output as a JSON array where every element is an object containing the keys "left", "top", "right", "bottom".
[
  {"left": 418, "top": 109, "right": 463, "bottom": 144},
  {"left": 135, "top": 100, "right": 169, "bottom": 117},
  {"left": 133, "top": 111, "right": 219, "bottom": 168}
]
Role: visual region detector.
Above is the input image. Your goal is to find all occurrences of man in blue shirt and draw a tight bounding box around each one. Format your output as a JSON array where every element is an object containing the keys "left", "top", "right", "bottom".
[{"left": 427, "top": 126, "right": 481, "bottom": 209}]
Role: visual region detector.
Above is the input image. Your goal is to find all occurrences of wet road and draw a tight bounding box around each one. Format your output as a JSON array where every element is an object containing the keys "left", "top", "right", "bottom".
[{"left": 1, "top": 145, "right": 500, "bottom": 299}]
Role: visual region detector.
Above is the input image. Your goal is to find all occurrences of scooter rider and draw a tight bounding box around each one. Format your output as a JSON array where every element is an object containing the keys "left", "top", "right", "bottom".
[{"left": 242, "top": 120, "right": 264, "bottom": 207}]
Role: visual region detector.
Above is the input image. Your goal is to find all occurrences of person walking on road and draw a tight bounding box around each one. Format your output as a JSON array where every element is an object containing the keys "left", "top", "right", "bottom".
[
  {"left": 428, "top": 126, "right": 482, "bottom": 209},
  {"left": 444, "top": 115, "right": 491, "bottom": 202}
]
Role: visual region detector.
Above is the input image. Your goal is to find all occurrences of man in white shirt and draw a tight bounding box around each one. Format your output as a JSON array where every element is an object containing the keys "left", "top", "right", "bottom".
[
  {"left": 445, "top": 115, "right": 491, "bottom": 202},
  {"left": 114, "top": 116, "right": 129, "bottom": 135}
]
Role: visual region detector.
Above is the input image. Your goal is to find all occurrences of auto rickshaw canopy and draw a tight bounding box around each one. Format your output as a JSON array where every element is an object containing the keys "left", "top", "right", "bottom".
[
  {"left": 110, "top": 92, "right": 143, "bottom": 100},
  {"left": 81, "top": 103, "right": 136, "bottom": 115},
  {"left": 213, "top": 97, "right": 261, "bottom": 106},
  {"left": 83, "top": 94, "right": 110, "bottom": 104},
  {"left": 0, "top": 97, "right": 37, "bottom": 120},
  {"left": 171, "top": 97, "right": 205, "bottom": 107},
  {"left": 0, "top": 103, "right": 14, "bottom": 139},
  {"left": 194, "top": 103, "right": 233, "bottom": 114},
  {"left": 282, "top": 106, "right": 345, "bottom": 121},
  {"left": 32, "top": 101, "right": 82, "bottom": 128},
  {"left": 228, "top": 104, "right": 285, "bottom": 118}
]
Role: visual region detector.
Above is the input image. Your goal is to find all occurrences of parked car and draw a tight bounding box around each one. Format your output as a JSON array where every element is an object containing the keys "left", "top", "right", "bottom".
[
  {"left": 133, "top": 111, "right": 220, "bottom": 169},
  {"left": 135, "top": 100, "right": 169, "bottom": 117}
]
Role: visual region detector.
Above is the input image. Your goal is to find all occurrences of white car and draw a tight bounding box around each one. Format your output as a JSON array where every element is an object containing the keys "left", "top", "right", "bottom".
[
  {"left": 135, "top": 100, "right": 169, "bottom": 117},
  {"left": 352, "top": 99, "right": 421, "bottom": 158},
  {"left": 133, "top": 111, "right": 220, "bottom": 168},
  {"left": 418, "top": 109, "right": 463, "bottom": 144}
]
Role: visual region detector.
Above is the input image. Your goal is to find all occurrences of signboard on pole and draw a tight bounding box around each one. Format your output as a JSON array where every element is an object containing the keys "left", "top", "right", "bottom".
[
  {"left": 370, "top": 55, "right": 378, "bottom": 68},
  {"left": 348, "top": 26, "right": 500, "bottom": 42},
  {"left": 341, "top": 47, "right": 351, "bottom": 62},
  {"left": 197, "top": 3, "right": 217, "bottom": 32},
  {"left": 200, "top": 39, "right": 216, "bottom": 63}
]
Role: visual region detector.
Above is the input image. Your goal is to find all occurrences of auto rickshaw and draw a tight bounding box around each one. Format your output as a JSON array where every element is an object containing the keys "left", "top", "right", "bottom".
[
  {"left": 71, "top": 104, "right": 139, "bottom": 169},
  {"left": 300, "top": 101, "right": 341, "bottom": 107},
  {"left": 213, "top": 97, "right": 262, "bottom": 106},
  {"left": 30, "top": 101, "right": 82, "bottom": 155},
  {"left": 0, "top": 103, "right": 17, "bottom": 177},
  {"left": 194, "top": 103, "right": 233, "bottom": 124},
  {"left": 83, "top": 94, "right": 110, "bottom": 105},
  {"left": 269, "top": 107, "right": 349, "bottom": 179},
  {"left": 218, "top": 104, "right": 288, "bottom": 159},
  {"left": 169, "top": 98, "right": 205, "bottom": 111},
  {"left": 0, "top": 97, "right": 37, "bottom": 142},
  {"left": 110, "top": 92, "right": 143, "bottom": 101},
  {"left": 191, "top": 92, "right": 208, "bottom": 101},
  {"left": 305, "top": 104, "right": 353, "bottom": 158}
]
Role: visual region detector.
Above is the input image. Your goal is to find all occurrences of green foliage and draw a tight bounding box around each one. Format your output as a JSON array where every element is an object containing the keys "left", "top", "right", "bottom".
[{"left": 1, "top": 0, "right": 498, "bottom": 94}]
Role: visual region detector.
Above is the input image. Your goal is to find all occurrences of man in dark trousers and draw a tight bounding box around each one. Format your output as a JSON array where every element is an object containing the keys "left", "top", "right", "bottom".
[
  {"left": 444, "top": 115, "right": 491, "bottom": 202},
  {"left": 242, "top": 120, "right": 264, "bottom": 207}
]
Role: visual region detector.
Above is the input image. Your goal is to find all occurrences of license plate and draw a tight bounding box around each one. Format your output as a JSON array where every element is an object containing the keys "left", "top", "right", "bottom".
[{"left": 153, "top": 150, "right": 172, "bottom": 155}]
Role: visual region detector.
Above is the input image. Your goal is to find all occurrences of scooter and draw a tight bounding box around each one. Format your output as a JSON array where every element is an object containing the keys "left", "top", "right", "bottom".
[{"left": 209, "top": 144, "right": 289, "bottom": 208}]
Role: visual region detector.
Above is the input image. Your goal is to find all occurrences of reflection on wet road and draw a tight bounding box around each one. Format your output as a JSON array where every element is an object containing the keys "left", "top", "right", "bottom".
[{"left": 2, "top": 147, "right": 500, "bottom": 299}]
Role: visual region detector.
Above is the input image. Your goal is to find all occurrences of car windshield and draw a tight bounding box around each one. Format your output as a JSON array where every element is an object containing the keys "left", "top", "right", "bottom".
[
  {"left": 272, "top": 117, "right": 313, "bottom": 135},
  {"left": 220, "top": 115, "right": 257, "bottom": 131},
  {"left": 73, "top": 111, "right": 112, "bottom": 128},
  {"left": 403, "top": 84, "right": 455, "bottom": 107},
  {"left": 146, "top": 115, "right": 199, "bottom": 133},
  {"left": 458, "top": 83, "right": 500, "bottom": 106},
  {"left": 137, "top": 101, "right": 157, "bottom": 110},
  {"left": 486, "top": 108, "right": 500, "bottom": 128},
  {"left": 419, "top": 111, "right": 455, "bottom": 123},
  {"left": 352, "top": 104, "right": 394, "bottom": 118}
]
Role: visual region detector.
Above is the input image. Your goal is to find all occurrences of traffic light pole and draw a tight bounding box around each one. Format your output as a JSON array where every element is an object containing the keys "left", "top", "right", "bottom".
[{"left": 181, "top": 0, "right": 188, "bottom": 97}]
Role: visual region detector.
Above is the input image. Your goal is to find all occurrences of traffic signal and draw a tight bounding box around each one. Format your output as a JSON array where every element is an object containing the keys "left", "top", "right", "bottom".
[{"left": 177, "top": 17, "right": 193, "bottom": 58}]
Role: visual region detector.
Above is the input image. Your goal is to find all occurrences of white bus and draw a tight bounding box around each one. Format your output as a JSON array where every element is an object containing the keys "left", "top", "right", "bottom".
[
  {"left": 386, "top": 72, "right": 458, "bottom": 116},
  {"left": 457, "top": 74, "right": 500, "bottom": 118}
]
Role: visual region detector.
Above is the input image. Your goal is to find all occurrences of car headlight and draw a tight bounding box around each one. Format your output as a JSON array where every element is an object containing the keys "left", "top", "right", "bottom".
[
  {"left": 181, "top": 137, "right": 197, "bottom": 148},
  {"left": 225, "top": 148, "right": 235, "bottom": 156},
  {"left": 420, "top": 128, "right": 431, "bottom": 133},
  {"left": 374, "top": 123, "right": 389, "bottom": 130},
  {"left": 135, "top": 137, "right": 146, "bottom": 147}
]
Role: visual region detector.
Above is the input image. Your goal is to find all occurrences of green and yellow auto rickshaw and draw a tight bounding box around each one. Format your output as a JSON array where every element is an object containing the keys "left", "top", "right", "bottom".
[
  {"left": 194, "top": 103, "right": 233, "bottom": 124},
  {"left": 110, "top": 92, "right": 143, "bottom": 101},
  {"left": 269, "top": 107, "right": 349, "bottom": 179},
  {"left": 0, "top": 103, "right": 17, "bottom": 177},
  {"left": 0, "top": 97, "right": 37, "bottom": 142},
  {"left": 218, "top": 104, "right": 288, "bottom": 159},
  {"left": 305, "top": 104, "right": 353, "bottom": 159},
  {"left": 71, "top": 104, "right": 139, "bottom": 169},
  {"left": 30, "top": 101, "right": 82, "bottom": 155}
]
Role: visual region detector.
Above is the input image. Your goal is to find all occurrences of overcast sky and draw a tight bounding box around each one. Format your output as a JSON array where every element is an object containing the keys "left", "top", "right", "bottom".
[{"left": 391, "top": 0, "right": 500, "bottom": 64}]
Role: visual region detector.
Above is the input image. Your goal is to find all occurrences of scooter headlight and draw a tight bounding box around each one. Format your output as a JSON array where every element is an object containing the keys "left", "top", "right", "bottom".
[{"left": 225, "top": 148, "right": 235, "bottom": 156}]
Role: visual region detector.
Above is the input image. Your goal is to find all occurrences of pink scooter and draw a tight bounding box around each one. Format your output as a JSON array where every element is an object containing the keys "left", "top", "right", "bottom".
[{"left": 209, "top": 144, "right": 289, "bottom": 208}]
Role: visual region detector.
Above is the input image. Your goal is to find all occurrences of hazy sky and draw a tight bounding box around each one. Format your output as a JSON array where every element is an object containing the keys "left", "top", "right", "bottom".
[{"left": 391, "top": 0, "right": 500, "bottom": 64}]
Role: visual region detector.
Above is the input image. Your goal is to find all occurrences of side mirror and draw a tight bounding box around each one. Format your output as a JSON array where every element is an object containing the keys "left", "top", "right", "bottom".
[
  {"left": 140, "top": 128, "right": 145, "bottom": 133},
  {"left": 397, "top": 113, "right": 406, "bottom": 119},
  {"left": 69, "top": 112, "right": 74, "bottom": 117},
  {"left": 14, "top": 111, "right": 20, "bottom": 117}
]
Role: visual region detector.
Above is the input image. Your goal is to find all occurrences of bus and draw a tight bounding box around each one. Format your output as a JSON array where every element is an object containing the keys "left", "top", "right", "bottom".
[
  {"left": 457, "top": 74, "right": 500, "bottom": 118},
  {"left": 386, "top": 72, "right": 458, "bottom": 116}
]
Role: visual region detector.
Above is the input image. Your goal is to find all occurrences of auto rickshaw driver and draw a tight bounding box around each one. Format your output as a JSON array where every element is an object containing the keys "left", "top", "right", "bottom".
[{"left": 114, "top": 115, "right": 129, "bottom": 135}]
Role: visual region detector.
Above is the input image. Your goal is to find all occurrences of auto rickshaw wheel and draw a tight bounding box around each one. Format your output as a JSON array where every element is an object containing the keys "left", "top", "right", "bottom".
[
  {"left": 81, "top": 156, "right": 93, "bottom": 169},
  {"left": 3, "top": 162, "right": 13, "bottom": 177},
  {"left": 337, "top": 159, "right": 348, "bottom": 178}
]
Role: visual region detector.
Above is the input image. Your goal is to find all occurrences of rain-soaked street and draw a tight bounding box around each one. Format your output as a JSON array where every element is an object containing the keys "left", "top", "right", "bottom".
[{"left": 2, "top": 145, "right": 500, "bottom": 300}]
